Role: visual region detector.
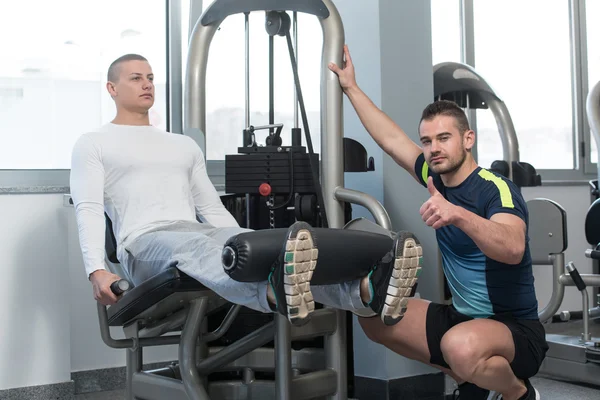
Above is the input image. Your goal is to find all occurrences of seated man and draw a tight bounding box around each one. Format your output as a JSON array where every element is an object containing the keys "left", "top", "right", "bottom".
[
  {"left": 328, "top": 46, "right": 547, "bottom": 400},
  {"left": 70, "top": 53, "right": 422, "bottom": 328}
]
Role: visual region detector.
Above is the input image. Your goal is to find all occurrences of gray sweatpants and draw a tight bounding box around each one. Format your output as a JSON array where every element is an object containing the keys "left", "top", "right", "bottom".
[{"left": 121, "top": 221, "right": 367, "bottom": 313}]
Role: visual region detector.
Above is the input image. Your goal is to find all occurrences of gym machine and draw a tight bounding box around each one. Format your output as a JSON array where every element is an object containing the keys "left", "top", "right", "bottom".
[
  {"left": 524, "top": 80, "right": 600, "bottom": 386},
  {"left": 432, "top": 61, "right": 541, "bottom": 188},
  {"left": 92, "top": 1, "right": 394, "bottom": 399}
]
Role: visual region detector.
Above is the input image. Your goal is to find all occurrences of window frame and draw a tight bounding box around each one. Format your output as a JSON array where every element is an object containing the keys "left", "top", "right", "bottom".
[
  {"left": 455, "top": 0, "right": 597, "bottom": 184},
  {"left": 0, "top": 0, "right": 190, "bottom": 189}
]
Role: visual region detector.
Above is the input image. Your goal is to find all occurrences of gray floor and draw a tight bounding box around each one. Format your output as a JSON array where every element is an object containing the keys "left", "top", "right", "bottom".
[{"left": 74, "top": 376, "right": 600, "bottom": 399}]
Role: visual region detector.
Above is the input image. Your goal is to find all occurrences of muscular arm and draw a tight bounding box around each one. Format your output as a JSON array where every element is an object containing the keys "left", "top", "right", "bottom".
[
  {"left": 329, "top": 45, "right": 422, "bottom": 183},
  {"left": 453, "top": 210, "right": 526, "bottom": 265},
  {"left": 345, "top": 86, "right": 423, "bottom": 182}
]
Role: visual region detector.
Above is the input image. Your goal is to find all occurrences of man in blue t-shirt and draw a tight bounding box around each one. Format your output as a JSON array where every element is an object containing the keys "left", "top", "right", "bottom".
[{"left": 329, "top": 46, "right": 547, "bottom": 400}]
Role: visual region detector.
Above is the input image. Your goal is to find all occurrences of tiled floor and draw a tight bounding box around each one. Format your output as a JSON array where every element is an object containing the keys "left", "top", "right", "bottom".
[{"left": 75, "top": 376, "right": 600, "bottom": 399}]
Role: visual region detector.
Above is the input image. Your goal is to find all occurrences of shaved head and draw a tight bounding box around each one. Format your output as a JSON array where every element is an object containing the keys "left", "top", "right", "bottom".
[{"left": 107, "top": 54, "right": 148, "bottom": 83}]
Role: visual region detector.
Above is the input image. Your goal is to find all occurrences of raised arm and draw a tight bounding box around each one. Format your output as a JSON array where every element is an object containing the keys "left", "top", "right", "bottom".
[
  {"left": 70, "top": 135, "right": 121, "bottom": 305},
  {"left": 188, "top": 138, "right": 240, "bottom": 228},
  {"left": 328, "top": 45, "right": 423, "bottom": 183}
]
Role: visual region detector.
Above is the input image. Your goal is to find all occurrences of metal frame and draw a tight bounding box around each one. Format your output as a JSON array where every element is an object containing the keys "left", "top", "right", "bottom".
[
  {"left": 97, "top": 287, "right": 350, "bottom": 400},
  {"left": 184, "top": 2, "right": 349, "bottom": 398},
  {"left": 527, "top": 198, "right": 600, "bottom": 386}
]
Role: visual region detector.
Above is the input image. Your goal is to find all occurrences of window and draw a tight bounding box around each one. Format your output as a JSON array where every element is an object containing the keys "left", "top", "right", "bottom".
[
  {"left": 430, "top": 0, "right": 462, "bottom": 65},
  {"left": 587, "top": 0, "right": 599, "bottom": 164},
  {"left": 199, "top": 3, "right": 322, "bottom": 161},
  {"left": 0, "top": 0, "right": 167, "bottom": 170},
  {"left": 472, "top": 0, "right": 573, "bottom": 170}
]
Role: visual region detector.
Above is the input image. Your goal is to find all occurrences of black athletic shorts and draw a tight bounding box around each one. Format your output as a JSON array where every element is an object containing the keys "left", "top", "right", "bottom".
[{"left": 426, "top": 303, "right": 549, "bottom": 379}]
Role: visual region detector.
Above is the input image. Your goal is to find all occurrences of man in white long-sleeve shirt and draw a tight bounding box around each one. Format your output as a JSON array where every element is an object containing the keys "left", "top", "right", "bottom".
[{"left": 70, "top": 54, "right": 423, "bottom": 326}]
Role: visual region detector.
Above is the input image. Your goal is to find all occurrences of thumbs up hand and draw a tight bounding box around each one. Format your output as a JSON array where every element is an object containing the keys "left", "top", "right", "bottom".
[{"left": 419, "top": 177, "right": 458, "bottom": 230}]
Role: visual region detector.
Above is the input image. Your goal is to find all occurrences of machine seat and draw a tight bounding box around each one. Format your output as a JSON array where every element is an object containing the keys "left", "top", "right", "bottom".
[
  {"left": 107, "top": 267, "right": 213, "bottom": 326},
  {"left": 585, "top": 198, "right": 600, "bottom": 246}
]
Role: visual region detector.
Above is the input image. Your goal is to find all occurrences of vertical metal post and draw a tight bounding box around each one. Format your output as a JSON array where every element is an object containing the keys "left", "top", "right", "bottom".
[
  {"left": 319, "top": 1, "right": 347, "bottom": 398},
  {"left": 245, "top": 12, "right": 252, "bottom": 228},
  {"left": 275, "top": 314, "right": 292, "bottom": 399},
  {"left": 179, "top": 298, "right": 210, "bottom": 400},
  {"left": 126, "top": 347, "right": 142, "bottom": 400},
  {"left": 269, "top": 35, "right": 275, "bottom": 134},
  {"left": 460, "top": 0, "right": 478, "bottom": 163},
  {"left": 167, "top": 0, "right": 183, "bottom": 134},
  {"left": 245, "top": 12, "right": 250, "bottom": 128},
  {"left": 293, "top": 11, "right": 299, "bottom": 130}
]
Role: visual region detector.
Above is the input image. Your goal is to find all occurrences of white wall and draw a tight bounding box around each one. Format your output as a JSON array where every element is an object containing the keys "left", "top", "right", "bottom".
[
  {"left": 0, "top": 194, "right": 71, "bottom": 390},
  {"left": 0, "top": 194, "right": 179, "bottom": 391}
]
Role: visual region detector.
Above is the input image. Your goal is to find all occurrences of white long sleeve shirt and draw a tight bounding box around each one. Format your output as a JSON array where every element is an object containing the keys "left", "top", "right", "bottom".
[{"left": 69, "top": 123, "right": 239, "bottom": 278}]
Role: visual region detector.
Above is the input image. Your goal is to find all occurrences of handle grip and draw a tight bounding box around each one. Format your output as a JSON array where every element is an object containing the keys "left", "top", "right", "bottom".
[
  {"left": 585, "top": 249, "right": 600, "bottom": 260},
  {"left": 110, "top": 279, "right": 131, "bottom": 295},
  {"left": 566, "top": 262, "right": 586, "bottom": 291}
]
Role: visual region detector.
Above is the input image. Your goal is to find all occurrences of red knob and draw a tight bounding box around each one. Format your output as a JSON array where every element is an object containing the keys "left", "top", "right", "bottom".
[{"left": 259, "top": 183, "right": 272, "bottom": 196}]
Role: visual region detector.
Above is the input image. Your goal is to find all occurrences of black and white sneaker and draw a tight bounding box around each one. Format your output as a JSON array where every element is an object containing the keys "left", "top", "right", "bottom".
[
  {"left": 496, "top": 379, "right": 540, "bottom": 400},
  {"left": 268, "top": 221, "right": 318, "bottom": 326},
  {"left": 453, "top": 382, "right": 491, "bottom": 400},
  {"left": 366, "top": 231, "right": 422, "bottom": 325}
]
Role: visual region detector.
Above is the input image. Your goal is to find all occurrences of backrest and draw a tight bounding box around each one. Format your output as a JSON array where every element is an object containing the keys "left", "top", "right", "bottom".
[
  {"left": 105, "top": 213, "right": 119, "bottom": 263},
  {"left": 527, "top": 198, "right": 568, "bottom": 264},
  {"left": 586, "top": 198, "right": 600, "bottom": 246}
]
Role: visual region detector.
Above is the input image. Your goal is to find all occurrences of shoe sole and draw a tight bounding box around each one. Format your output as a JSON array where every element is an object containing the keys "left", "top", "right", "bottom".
[
  {"left": 381, "top": 231, "right": 423, "bottom": 326},
  {"left": 283, "top": 222, "right": 318, "bottom": 326}
]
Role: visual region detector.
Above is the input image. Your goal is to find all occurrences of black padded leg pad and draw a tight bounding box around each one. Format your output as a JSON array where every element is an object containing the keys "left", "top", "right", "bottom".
[{"left": 223, "top": 228, "right": 393, "bottom": 284}]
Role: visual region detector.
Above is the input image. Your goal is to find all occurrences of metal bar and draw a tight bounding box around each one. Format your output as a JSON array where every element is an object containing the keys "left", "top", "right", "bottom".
[
  {"left": 318, "top": 1, "right": 347, "bottom": 398},
  {"left": 205, "top": 346, "right": 325, "bottom": 372},
  {"left": 132, "top": 372, "right": 189, "bottom": 400},
  {"left": 97, "top": 303, "right": 133, "bottom": 349},
  {"left": 460, "top": 0, "right": 478, "bottom": 163},
  {"left": 333, "top": 187, "right": 392, "bottom": 230},
  {"left": 184, "top": 12, "right": 222, "bottom": 154},
  {"left": 559, "top": 274, "right": 600, "bottom": 287},
  {"left": 270, "top": 34, "right": 275, "bottom": 135},
  {"left": 486, "top": 97, "right": 520, "bottom": 177},
  {"left": 291, "top": 369, "right": 338, "bottom": 399},
  {"left": 196, "top": 321, "right": 275, "bottom": 374},
  {"left": 179, "top": 298, "right": 210, "bottom": 400},
  {"left": 245, "top": 12, "right": 250, "bottom": 127},
  {"left": 275, "top": 314, "right": 292, "bottom": 399},
  {"left": 582, "top": 288, "right": 591, "bottom": 341},
  {"left": 126, "top": 347, "right": 142, "bottom": 400},
  {"left": 139, "top": 308, "right": 187, "bottom": 338},
  {"left": 538, "top": 253, "right": 566, "bottom": 323},
  {"left": 144, "top": 366, "right": 179, "bottom": 379},
  {"left": 167, "top": 0, "right": 183, "bottom": 134},
  {"left": 569, "top": 0, "right": 587, "bottom": 170},
  {"left": 293, "top": 11, "right": 299, "bottom": 129},
  {"left": 202, "top": 304, "right": 241, "bottom": 342},
  {"left": 249, "top": 123, "right": 284, "bottom": 131}
]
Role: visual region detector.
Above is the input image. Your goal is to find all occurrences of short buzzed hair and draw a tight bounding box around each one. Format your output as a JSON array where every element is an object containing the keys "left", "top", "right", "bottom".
[
  {"left": 107, "top": 54, "right": 148, "bottom": 83},
  {"left": 420, "top": 100, "right": 470, "bottom": 134}
]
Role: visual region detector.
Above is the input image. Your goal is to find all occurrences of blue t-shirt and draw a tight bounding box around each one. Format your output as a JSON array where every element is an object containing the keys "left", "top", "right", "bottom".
[{"left": 414, "top": 154, "right": 538, "bottom": 320}]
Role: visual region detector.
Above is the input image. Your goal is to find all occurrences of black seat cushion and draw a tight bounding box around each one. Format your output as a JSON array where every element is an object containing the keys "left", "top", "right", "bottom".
[
  {"left": 586, "top": 198, "right": 600, "bottom": 246},
  {"left": 107, "top": 267, "right": 208, "bottom": 326}
]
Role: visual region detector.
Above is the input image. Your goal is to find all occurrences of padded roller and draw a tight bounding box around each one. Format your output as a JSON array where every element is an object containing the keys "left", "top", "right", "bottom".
[{"left": 223, "top": 227, "right": 394, "bottom": 285}]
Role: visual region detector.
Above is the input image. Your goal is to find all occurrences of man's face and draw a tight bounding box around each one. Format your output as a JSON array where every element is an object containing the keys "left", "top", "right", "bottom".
[
  {"left": 107, "top": 60, "right": 155, "bottom": 112},
  {"left": 418, "top": 115, "right": 473, "bottom": 175}
]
